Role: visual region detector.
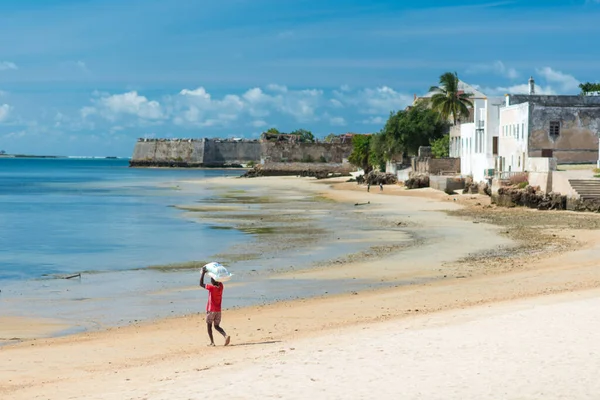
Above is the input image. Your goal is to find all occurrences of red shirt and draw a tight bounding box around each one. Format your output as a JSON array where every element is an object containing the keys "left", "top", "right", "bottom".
[{"left": 205, "top": 283, "right": 223, "bottom": 312}]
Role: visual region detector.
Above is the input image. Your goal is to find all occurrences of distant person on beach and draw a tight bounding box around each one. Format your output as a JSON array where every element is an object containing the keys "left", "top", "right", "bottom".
[
  {"left": 367, "top": 183, "right": 370, "bottom": 192},
  {"left": 200, "top": 267, "right": 231, "bottom": 346},
  {"left": 379, "top": 182, "right": 383, "bottom": 191}
]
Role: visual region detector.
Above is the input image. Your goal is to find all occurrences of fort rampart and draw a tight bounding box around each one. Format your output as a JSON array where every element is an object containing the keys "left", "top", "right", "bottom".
[{"left": 129, "top": 138, "right": 353, "bottom": 168}]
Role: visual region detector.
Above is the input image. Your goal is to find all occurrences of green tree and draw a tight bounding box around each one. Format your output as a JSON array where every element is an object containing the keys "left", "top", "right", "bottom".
[
  {"left": 429, "top": 72, "right": 473, "bottom": 125},
  {"left": 323, "top": 133, "right": 337, "bottom": 143},
  {"left": 370, "top": 104, "right": 449, "bottom": 163},
  {"left": 290, "top": 129, "right": 315, "bottom": 143},
  {"left": 430, "top": 134, "right": 450, "bottom": 158},
  {"left": 579, "top": 82, "right": 600, "bottom": 95},
  {"left": 266, "top": 127, "right": 281, "bottom": 134},
  {"left": 348, "top": 134, "right": 373, "bottom": 173}
]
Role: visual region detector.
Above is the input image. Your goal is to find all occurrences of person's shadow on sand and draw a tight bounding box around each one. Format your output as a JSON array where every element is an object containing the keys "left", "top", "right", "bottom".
[{"left": 228, "top": 340, "right": 281, "bottom": 347}]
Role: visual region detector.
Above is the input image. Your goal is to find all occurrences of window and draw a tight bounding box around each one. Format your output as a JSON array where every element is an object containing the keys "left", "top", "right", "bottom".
[
  {"left": 549, "top": 121, "right": 560, "bottom": 137},
  {"left": 522, "top": 123, "right": 525, "bottom": 140}
]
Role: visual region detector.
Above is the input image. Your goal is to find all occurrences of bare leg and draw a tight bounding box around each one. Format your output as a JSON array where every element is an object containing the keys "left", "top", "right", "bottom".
[
  {"left": 215, "top": 324, "right": 230, "bottom": 346},
  {"left": 207, "top": 323, "right": 215, "bottom": 345}
]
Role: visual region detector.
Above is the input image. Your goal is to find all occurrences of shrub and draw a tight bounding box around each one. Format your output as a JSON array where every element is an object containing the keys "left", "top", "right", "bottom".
[
  {"left": 301, "top": 154, "right": 314, "bottom": 163},
  {"left": 509, "top": 172, "right": 528, "bottom": 186},
  {"left": 517, "top": 181, "right": 529, "bottom": 189},
  {"left": 319, "top": 155, "right": 327, "bottom": 163}
]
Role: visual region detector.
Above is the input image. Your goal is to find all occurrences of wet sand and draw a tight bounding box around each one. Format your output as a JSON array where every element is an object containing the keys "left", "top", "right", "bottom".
[{"left": 3, "top": 176, "right": 600, "bottom": 399}]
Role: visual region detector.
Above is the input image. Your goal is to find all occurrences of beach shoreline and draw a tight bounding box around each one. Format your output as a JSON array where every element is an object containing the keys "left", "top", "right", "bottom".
[{"left": 3, "top": 175, "right": 600, "bottom": 399}]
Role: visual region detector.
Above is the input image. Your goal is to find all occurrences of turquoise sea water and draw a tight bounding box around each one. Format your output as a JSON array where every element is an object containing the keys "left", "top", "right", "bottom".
[
  {"left": 0, "top": 158, "right": 243, "bottom": 281},
  {"left": 0, "top": 158, "right": 402, "bottom": 337}
]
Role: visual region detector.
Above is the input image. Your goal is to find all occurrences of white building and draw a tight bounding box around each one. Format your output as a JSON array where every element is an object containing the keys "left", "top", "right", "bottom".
[
  {"left": 417, "top": 81, "right": 502, "bottom": 182},
  {"left": 458, "top": 95, "right": 504, "bottom": 182},
  {"left": 497, "top": 97, "right": 529, "bottom": 175},
  {"left": 497, "top": 76, "right": 600, "bottom": 175}
]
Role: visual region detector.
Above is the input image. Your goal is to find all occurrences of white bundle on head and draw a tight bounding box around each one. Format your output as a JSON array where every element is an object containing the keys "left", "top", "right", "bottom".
[{"left": 203, "top": 262, "right": 233, "bottom": 282}]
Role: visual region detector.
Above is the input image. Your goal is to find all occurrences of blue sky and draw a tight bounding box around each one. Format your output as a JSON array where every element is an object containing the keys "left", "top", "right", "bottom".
[{"left": 0, "top": 0, "right": 599, "bottom": 157}]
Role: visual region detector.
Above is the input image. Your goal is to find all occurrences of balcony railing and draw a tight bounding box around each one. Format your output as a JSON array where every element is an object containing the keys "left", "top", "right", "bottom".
[
  {"left": 476, "top": 120, "right": 485, "bottom": 129},
  {"left": 495, "top": 171, "right": 526, "bottom": 180}
]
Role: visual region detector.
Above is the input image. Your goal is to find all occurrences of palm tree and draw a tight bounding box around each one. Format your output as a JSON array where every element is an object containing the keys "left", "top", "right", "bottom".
[{"left": 428, "top": 72, "right": 473, "bottom": 125}]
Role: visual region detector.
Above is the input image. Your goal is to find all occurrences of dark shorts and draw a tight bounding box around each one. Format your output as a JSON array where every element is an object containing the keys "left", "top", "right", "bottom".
[{"left": 206, "top": 311, "right": 222, "bottom": 325}]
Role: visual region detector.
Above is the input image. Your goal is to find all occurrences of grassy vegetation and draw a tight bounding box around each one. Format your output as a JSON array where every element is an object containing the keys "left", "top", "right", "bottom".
[
  {"left": 557, "top": 164, "right": 597, "bottom": 171},
  {"left": 212, "top": 252, "right": 263, "bottom": 263},
  {"left": 142, "top": 260, "right": 208, "bottom": 272},
  {"left": 311, "top": 195, "right": 336, "bottom": 203},
  {"left": 211, "top": 194, "right": 276, "bottom": 204}
]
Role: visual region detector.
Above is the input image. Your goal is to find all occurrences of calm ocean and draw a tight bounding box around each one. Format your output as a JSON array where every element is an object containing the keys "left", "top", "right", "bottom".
[
  {"left": 0, "top": 158, "right": 243, "bottom": 282},
  {"left": 0, "top": 159, "right": 401, "bottom": 336}
]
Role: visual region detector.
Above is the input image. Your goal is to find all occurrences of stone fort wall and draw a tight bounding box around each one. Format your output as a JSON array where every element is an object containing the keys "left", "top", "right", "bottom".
[{"left": 129, "top": 138, "right": 353, "bottom": 168}]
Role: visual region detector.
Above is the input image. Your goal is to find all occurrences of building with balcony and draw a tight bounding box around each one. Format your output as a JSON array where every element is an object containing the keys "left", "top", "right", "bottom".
[{"left": 414, "top": 81, "right": 502, "bottom": 182}]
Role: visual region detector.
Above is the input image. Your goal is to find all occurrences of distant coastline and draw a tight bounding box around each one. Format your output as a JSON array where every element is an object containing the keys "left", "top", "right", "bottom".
[{"left": 0, "top": 154, "right": 127, "bottom": 160}]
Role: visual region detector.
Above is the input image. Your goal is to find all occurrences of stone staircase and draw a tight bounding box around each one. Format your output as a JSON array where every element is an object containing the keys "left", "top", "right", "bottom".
[{"left": 568, "top": 179, "right": 600, "bottom": 200}]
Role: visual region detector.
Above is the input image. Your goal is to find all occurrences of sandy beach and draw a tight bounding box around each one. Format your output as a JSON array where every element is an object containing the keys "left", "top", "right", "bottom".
[{"left": 3, "top": 176, "right": 600, "bottom": 399}]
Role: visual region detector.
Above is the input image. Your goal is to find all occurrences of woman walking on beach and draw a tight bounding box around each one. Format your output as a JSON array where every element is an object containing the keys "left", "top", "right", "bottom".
[{"left": 200, "top": 267, "right": 231, "bottom": 346}]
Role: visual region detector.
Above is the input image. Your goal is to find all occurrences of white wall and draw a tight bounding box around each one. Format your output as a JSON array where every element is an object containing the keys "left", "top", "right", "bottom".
[
  {"left": 527, "top": 157, "right": 557, "bottom": 172},
  {"left": 498, "top": 102, "right": 529, "bottom": 173},
  {"left": 459, "top": 97, "right": 502, "bottom": 182},
  {"left": 449, "top": 124, "right": 462, "bottom": 158}
]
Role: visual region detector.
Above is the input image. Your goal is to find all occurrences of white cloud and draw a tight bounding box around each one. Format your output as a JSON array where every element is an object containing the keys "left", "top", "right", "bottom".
[
  {"left": 54, "top": 112, "right": 66, "bottom": 127},
  {"left": 79, "top": 84, "right": 414, "bottom": 131},
  {"left": 335, "top": 86, "right": 412, "bottom": 115},
  {"left": 0, "top": 61, "right": 18, "bottom": 71},
  {"left": 80, "top": 106, "right": 96, "bottom": 119},
  {"left": 174, "top": 85, "right": 326, "bottom": 127},
  {"left": 467, "top": 61, "right": 519, "bottom": 79},
  {"left": 329, "top": 99, "right": 343, "bottom": 108},
  {"left": 0, "top": 104, "right": 12, "bottom": 122},
  {"left": 361, "top": 116, "right": 386, "bottom": 125},
  {"left": 2, "top": 130, "right": 25, "bottom": 139},
  {"left": 250, "top": 120, "right": 268, "bottom": 127},
  {"left": 266, "top": 84, "right": 288, "bottom": 92},
  {"left": 482, "top": 84, "right": 556, "bottom": 96},
  {"left": 76, "top": 60, "right": 91, "bottom": 73},
  {"left": 477, "top": 66, "right": 580, "bottom": 96},
  {"left": 109, "top": 126, "right": 125, "bottom": 133},
  {"left": 83, "top": 91, "right": 164, "bottom": 121},
  {"left": 535, "top": 67, "right": 580, "bottom": 93},
  {"left": 175, "top": 87, "right": 245, "bottom": 127},
  {"left": 329, "top": 116, "right": 346, "bottom": 126}
]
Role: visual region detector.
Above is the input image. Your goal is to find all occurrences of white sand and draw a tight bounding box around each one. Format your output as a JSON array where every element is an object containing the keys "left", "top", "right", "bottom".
[
  {"left": 20, "top": 289, "right": 599, "bottom": 400},
  {"left": 4, "top": 177, "right": 600, "bottom": 400}
]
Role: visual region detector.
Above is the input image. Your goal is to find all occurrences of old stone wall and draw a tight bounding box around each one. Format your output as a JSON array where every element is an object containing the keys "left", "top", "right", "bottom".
[
  {"left": 130, "top": 140, "right": 205, "bottom": 166},
  {"left": 243, "top": 162, "right": 354, "bottom": 178},
  {"left": 411, "top": 157, "right": 460, "bottom": 175},
  {"left": 528, "top": 104, "right": 600, "bottom": 163},
  {"left": 130, "top": 139, "right": 352, "bottom": 168},
  {"left": 203, "top": 140, "right": 261, "bottom": 166},
  {"left": 261, "top": 142, "right": 353, "bottom": 163},
  {"left": 429, "top": 176, "right": 465, "bottom": 193}
]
